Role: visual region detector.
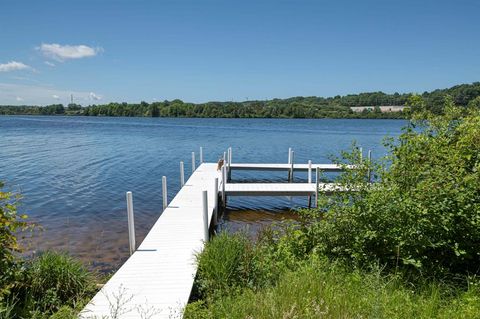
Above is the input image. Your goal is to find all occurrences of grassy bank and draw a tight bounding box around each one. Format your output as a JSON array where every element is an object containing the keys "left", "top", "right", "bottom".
[
  {"left": 0, "top": 251, "right": 100, "bottom": 319},
  {"left": 185, "top": 233, "right": 480, "bottom": 319}
]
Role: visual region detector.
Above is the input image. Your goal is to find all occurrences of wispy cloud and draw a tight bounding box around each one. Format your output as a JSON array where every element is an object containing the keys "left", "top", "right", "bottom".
[
  {"left": 38, "top": 43, "right": 102, "bottom": 61},
  {"left": 0, "top": 83, "right": 104, "bottom": 105},
  {"left": 44, "top": 61, "right": 56, "bottom": 67},
  {"left": 0, "top": 61, "right": 31, "bottom": 72},
  {"left": 89, "top": 92, "right": 102, "bottom": 101}
]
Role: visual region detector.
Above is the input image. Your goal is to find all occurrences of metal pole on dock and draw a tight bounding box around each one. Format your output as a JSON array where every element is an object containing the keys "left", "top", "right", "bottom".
[
  {"left": 287, "top": 148, "right": 292, "bottom": 180},
  {"left": 359, "top": 147, "right": 363, "bottom": 162},
  {"left": 200, "top": 147, "right": 203, "bottom": 164},
  {"left": 227, "top": 147, "right": 232, "bottom": 181},
  {"left": 221, "top": 165, "right": 226, "bottom": 207},
  {"left": 202, "top": 190, "right": 209, "bottom": 242},
  {"left": 308, "top": 160, "right": 312, "bottom": 183},
  {"left": 162, "top": 176, "right": 168, "bottom": 211},
  {"left": 367, "top": 149, "right": 372, "bottom": 182},
  {"left": 289, "top": 151, "right": 295, "bottom": 182},
  {"left": 126, "top": 191, "right": 136, "bottom": 256},
  {"left": 223, "top": 151, "right": 227, "bottom": 163},
  {"left": 315, "top": 167, "right": 320, "bottom": 208},
  {"left": 214, "top": 177, "right": 219, "bottom": 226},
  {"left": 180, "top": 161, "right": 185, "bottom": 187},
  {"left": 192, "top": 152, "right": 196, "bottom": 173}
]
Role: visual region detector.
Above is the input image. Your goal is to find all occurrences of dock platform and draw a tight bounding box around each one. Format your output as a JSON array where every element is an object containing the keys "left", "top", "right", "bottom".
[{"left": 81, "top": 148, "right": 359, "bottom": 318}]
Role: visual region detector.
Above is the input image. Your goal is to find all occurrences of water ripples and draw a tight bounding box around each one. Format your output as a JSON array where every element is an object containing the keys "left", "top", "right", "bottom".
[{"left": 1, "top": 116, "right": 405, "bottom": 272}]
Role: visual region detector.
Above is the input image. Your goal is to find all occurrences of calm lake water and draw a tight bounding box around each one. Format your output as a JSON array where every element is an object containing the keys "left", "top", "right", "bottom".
[{"left": 0, "top": 116, "right": 405, "bottom": 271}]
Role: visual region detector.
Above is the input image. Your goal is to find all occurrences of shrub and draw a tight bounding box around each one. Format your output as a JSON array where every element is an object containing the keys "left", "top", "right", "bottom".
[
  {"left": 310, "top": 96, "right": 480, "bottom": 276},
  {"left": 0, "top": 182, "right": 31, "bottom": 299}
]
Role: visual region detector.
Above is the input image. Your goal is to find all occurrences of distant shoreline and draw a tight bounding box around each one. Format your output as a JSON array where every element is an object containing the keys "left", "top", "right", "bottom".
[{"left": 0, "top": 114, "right": 407, "bottom": 120}]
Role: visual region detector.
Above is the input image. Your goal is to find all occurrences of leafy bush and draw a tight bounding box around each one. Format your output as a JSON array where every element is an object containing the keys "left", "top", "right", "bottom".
[
  {"left": 310, "top": 95, "right": 480, "bottom": 276},
  {"left": 0, "top": 182, "right": 31, "bottom": 300}
]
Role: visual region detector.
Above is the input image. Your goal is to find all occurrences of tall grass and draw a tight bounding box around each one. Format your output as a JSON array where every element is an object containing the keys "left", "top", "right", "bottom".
[
  {"left": 186, "top": 231, "right": 480, "bottom": 319},
  {"left": 2, "top": 251, "right": 98, "bottom": 318}
]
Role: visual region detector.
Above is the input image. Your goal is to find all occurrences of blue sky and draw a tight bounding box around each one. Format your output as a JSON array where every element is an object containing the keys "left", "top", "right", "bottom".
[{"left": 1, "top": 0, "right": 479, "bottom": 105}]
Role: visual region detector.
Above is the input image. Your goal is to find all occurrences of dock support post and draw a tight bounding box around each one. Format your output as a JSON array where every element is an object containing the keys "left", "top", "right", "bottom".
[
  {"left": 126, "top": 191, "right": 136, "bottom": 256},
  {"left": 221, "top": 165, "right": 226, "bottom": 207},
  {"left": 315, "top": 167, "right": 320, "bottom": 208},
  {"left": 200, "top": 147, "right": 203, "bottom": 164},
  {"left": 227, "top": 147, "right": 232, "bottom": 182},
  {"left": 202, "top": 190, "right": 209, "bottom": 242},
  {"left": 367, "top": 149, "right": 372, "bottom": 182},
  {"left": 287, "top": 147, "right": 292, "bottom": 181},
  {"left": 223, "top": 151, "right": 227, "bottom": 163},
  {"left": 192, "top": 152, "right": 196, "bottom": 173},
  {"left": 289, "top": 151, "right": 295, "bottom": 182},
  {"left": 307, "top": 160, "right": 312, "bottom": 207},
  {"left": 162, "top": 176, "right": 168, "bottom": 211},
  {"left": 308, "top": 160, "right": 312, "bottom": 183},
  {"left": 180, "top": 161, "right": 185, "bottom": 187},
  {"left": 214, "top": 177, "right": 219, "bottom": 226},
  {"left": 359, "top": 147, "right": 363, "bottom": 162}
]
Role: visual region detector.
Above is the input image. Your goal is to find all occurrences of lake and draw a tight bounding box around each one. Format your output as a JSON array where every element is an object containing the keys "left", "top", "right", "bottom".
[{"left": 0, "top": 116, "right": 405, "bottom": 271}]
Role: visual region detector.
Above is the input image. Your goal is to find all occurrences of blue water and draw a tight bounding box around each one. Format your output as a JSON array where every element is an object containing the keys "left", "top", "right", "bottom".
[{"left": 0, "top": 116, "right": 405, "bottom": 271}]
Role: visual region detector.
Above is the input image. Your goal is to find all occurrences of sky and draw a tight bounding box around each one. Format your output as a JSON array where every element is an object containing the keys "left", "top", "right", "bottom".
[{"left": 0, "top": 0, "right": 479, "bottom": 105}]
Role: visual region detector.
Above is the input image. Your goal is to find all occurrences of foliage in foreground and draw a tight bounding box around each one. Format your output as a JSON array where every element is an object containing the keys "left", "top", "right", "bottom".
[
  {"left": 311, "top": 95, "right": 480, "bottom": 276},
  {"left": 0, "top": 183, "right": 98, "bottom": 319},
  {"left": 187, "top": 250, "right": 480, "bottom": 319},
  {"left": 0, "top": 252, "right": 96, "bottom": 319}
]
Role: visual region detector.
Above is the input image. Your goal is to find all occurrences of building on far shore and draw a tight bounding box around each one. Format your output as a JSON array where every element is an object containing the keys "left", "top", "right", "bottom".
[{"left": 350, "top": 106, "right": 406, "bottom": 113}]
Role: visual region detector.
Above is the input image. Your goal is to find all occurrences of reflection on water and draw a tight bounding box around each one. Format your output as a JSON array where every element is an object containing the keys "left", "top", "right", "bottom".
[{"left": 1, "top": 116, "right": 404, "bottom": 273}]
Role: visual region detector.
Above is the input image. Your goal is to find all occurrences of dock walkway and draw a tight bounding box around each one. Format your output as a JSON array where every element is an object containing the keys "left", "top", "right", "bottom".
[{"left": 81, "top": 163, "right": 220, "bottom": 319}]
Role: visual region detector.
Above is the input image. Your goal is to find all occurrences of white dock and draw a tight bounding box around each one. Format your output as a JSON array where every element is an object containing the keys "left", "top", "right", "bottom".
[
  {"left": 81, "top": 149, "right": 358, "bottom": 318},
  {"left": 229, "top": 163, "right": 350, "bottom": 172},
  {"left": 81, "top": 163, "right": 220, "bottom": 319},
  {"left": 225, "top": 182, "right": 345, "bottom": 196}
]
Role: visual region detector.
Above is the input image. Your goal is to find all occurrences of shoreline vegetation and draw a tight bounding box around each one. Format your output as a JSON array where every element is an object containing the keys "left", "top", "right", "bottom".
[
  {"left": 1, "top": 82, "right": 480, "bottom": 119},
  {"left": 1, "top": 94, "right": 479, "bottom": 318}
]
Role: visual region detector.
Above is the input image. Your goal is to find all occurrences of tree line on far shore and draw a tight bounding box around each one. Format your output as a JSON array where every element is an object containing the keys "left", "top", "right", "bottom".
[{"left": 1, "top": 82, "right": 479, "bottom": 119}]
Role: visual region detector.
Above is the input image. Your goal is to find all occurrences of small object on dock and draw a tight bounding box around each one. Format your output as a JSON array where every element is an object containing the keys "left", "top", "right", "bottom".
[{"left": 217, "top": 157, "right": 224, "bottom": 171}]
